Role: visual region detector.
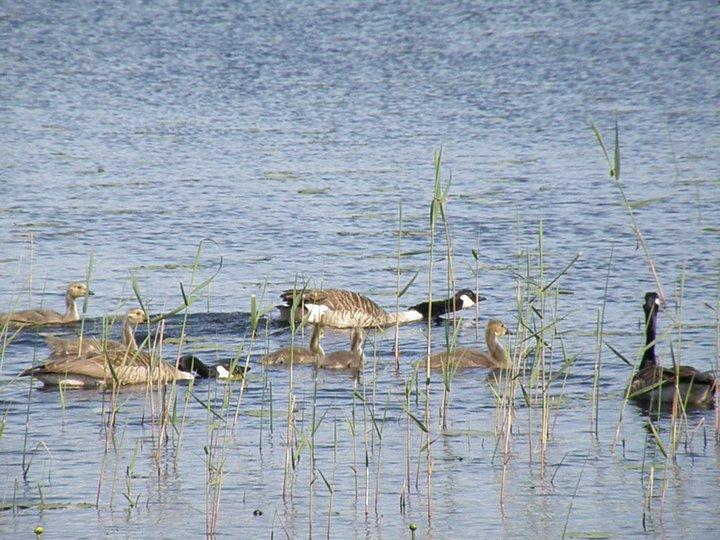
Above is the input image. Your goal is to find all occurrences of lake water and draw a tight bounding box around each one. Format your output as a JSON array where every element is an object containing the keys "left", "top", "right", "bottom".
[{"left": 1, "top": 0, "right": 719, "bottom": 537}]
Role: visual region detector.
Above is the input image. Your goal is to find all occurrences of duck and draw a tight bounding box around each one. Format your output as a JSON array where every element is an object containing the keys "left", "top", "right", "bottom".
[
  {"left": 176, "top": 354, "right": 250, "bottom": 380},
  {"left": 45, "top": 308, "right": 147, "bottom": 356},
  {"left": 628, "top": 292, "right": 716, "bottom": 408},
  {"left": 19, "top": 346, "right": 194, "bottom": 388},
  {"left": 426, "top": 319, "right": 511, "bottom": 370},
  {"left": 0, "top": 282, "right": 93, "bottom": 326},
  {"left": 316, "top": 327, "right": 365, "bottom": 371},
  {"left": 262, "top": 323, "right": 324, "bottom": 366},
  {"left": 277, "top": 288, "right": 485, "bottom": 329}
]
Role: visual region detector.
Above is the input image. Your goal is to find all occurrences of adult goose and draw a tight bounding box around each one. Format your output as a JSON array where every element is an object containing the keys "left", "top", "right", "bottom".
[
  {"left": 277, "top": 288, "right": 484, "bottom": 329},
  {"left": 316, "top": 327, "right": 366, "bottom": 371},
  {"left": 19, "top": 347, "right": 194, "bottom": 387},
  {"left": 176, "top": 354, "right": 250, "bottom": 380},
  {"left": 426, "top": 319, "right": 511, "bottom": 370},
  {"left": 1, "top": 282, "right": 93, "bottom": 326},
  {"left": 628, "top": 292, "right": 716, "bottom": 408},
  {"left": 45, "top": 308, "right": 147, "bottom": 356},
  {"left": 262, "top": 323, "right": 324, "bottom": 366}
]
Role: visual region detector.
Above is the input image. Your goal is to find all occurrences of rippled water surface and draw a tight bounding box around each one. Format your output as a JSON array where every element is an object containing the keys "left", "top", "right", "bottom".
[{"left": 1, "top": 1, "right": 720, "bottom": 537}]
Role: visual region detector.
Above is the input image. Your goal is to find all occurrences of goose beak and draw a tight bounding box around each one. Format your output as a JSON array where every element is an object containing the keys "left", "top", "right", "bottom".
[{"left": 86, "top": 289, "right": 95, "bottom": 296}]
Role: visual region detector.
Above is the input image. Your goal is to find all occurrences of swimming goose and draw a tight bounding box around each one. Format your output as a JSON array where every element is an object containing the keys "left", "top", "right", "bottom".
[
  {"left": 427, "top": 319, "right": 511, "bottom": 370},
  {"left": 176, "top": 354, "right": 250, "bottom": 380},
  {"left": 19, "top": 347, "right": 194, "bottom": 387},
  {"left": 628, "top": 292, "right": 716, "bottom": 408},
  {"left": 262, "top": 323, "right": 324, "bottom": 366},
  {"left": 45, "top": 308, "right": 147, "bottom": 356},
  {"left": 316, "top": 327, "right": 365, "bottom": 371},
  {"left": 277, "top": 288, "right": 485, "bottom": 329},
  {"left": 0, "top": 282, "right": 93, "bottom": 326}
]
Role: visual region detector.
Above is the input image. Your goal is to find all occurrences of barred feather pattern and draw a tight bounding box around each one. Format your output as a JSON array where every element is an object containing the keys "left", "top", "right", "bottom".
[{"left": 279, "top": 289, "right": 420, "bottom": 329}]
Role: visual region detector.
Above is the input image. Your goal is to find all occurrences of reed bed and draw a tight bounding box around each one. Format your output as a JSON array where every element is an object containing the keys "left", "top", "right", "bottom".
[{"left": 0, "top": 134, "right": 718, "bottom": 538}]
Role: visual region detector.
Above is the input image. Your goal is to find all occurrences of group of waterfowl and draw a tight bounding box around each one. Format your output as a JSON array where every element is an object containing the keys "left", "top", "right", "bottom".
[
  {"left": 1, "top": 282, "right": 717, "bottom": 409},
  {"left": 263, "top": 287, "right": 485, "bottom": 372},
  {"left": 3, "top": 283, "right": 236, "bottom": 387}
]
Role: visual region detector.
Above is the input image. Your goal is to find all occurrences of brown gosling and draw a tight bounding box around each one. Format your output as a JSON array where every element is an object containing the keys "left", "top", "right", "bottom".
[
  {"left": 317, "top": 327, "right": 365, "bottom": 371},
  {"left": 427, "top": 319, "right": 511, "bottom": 370},
  {"left": 628, "top": 292, "right": 716, "bottom": 408},
  {"left": 277, "top": 288, "right": 485, "bottom": 329},
  {"left": 45, "top": 308, "right": 147, "bottom": 356},
  {"left": 0, "top": 282, "right": 93, "bottom": 326},
  {"left": 262, "top": 323, "right": 324, "bottom": 366}
]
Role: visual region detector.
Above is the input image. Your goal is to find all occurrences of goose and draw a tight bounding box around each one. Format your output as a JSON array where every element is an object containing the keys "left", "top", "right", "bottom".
[
  {"left": 19, "top": 347, "right": 194, "bottom": 387},
  {"left": 316, "top": 327, "right": 365, "bottom": 371},
  {"left": 45, "top": 308, "right": 147, "bottom": 356},
  {"left": 0, "top": 282, "right": 93, "bottom": 326},
  {"left": 262, "top": 323, "right": 324, "bottom": 366},
  {"left": 628, "top": 292, "right": 716, "bottom": 408},
  {"left": 277, "top": 288, "right": 485, "bottom": 329},
  {"left": 426, "top": 319, "right": 511, "bottom": 370},
  {"left": 176, "top": 354, "right": 250, "bottom": 380}
]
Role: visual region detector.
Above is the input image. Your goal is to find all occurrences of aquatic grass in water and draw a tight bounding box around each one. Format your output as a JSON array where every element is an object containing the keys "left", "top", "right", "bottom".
[{"left": 3, "top": 130, "right": 720, "bottom": 536}]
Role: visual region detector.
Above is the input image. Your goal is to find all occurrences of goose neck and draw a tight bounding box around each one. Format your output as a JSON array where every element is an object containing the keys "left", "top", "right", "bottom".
[
  {"left": 63, "top": 292, "right": 79, "bottom": 322},
  {"left": 640, "top": 305, "right": 658, "bottom": 370}
]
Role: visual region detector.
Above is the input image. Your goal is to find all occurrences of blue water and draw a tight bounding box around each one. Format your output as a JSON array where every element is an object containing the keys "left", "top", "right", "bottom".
[{"left": 1, "top": 0, "right": 719, "bottom": 537}]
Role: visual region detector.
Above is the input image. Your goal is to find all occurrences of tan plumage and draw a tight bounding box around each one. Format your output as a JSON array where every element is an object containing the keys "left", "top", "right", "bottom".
[
  {"left": 317, "top": 327, "right": 365, "bottom": 371},
  {"left": 277, "top": 288, "right": 483, "bottom": 329},
  {"left": 262, "top": 323, "right": 325, "bottom": 366},
  {"left": 0, "top": 282, "right": 93, "bottom": 326},
  {"left": 20, "top": 332, "right": 193, "bottom": 388},
  {"left": 45, "top": 308, "right": 147, "bottom": 356},
  {"left": 629, "top": 292, "right": 716, "bottom": 408},
  {"left": 427, "top": 319, "right": 511, "bottom": 370}
]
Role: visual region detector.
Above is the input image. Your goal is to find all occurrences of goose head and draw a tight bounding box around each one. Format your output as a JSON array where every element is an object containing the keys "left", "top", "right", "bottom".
[
  {"left": 177, "top": 354, "right": 212, "bottom": 378},
  {"left": 126, "top": 308, "right": 147, "bottom": 325},
  {"left": 487, "top": 319, "right": 511, "bottom": 337},
  {"left": 67, "top": 282, "right": 94, "bottom": 299},
  {"left": 643, "top": 292, "right": 662, "bottom": 315},
  {"left": 455, "top": 289, "right": 486, "bottom": 309},
  {"left": 177, "top": 354, "right": 249, "bottom": 379}
]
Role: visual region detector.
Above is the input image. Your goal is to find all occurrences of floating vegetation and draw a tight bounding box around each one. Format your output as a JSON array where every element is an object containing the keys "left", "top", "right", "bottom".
[
  {"left": 297, "top": 186, "right": 331, "bottom": 195},
  {"left": 263, "top": 171, "right": 300, "bottom": 181}
]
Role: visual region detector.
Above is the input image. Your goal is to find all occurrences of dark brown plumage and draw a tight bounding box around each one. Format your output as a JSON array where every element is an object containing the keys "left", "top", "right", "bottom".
[{"left": 628, "top": 292, "right": 716, "bottom": 408}]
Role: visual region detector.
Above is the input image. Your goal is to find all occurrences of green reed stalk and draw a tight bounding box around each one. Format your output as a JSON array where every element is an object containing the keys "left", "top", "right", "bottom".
[
  {"left": 589, "top": 114, "right": 665, "bottom": 301},
  {"left": 436, "top": 171, "right": 458, "bottom": 433},
  {"left": 591, "top": 245, "right": 614, "bottom": 440},
  {"left": 394, "top": 200, "right": 403, "bottom": 368},
  {"left": 326, "top": 419, "right": 338, "bottom": 538},
  {"left": 421, "top": 145, "right": 447, "bottom": 524},
  {"left": 282, "top": 278, "right": 305, "bottom": 501},
  {"left": 560, "top": 456, "right": 589, "bottom": 540}
]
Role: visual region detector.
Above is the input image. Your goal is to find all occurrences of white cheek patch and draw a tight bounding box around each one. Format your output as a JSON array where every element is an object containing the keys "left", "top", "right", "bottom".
[
  {"left": 215, "top": 365, "right": 230, "bottom": 379},
  {"left": 305, "top": 303, "right": 330, "bottom": 323},
  {"left": 460, "top": 294, "right": 475, "bottom": 309},
  {"left": 654, "top": 298, "right": 661, "bottom": 306}
]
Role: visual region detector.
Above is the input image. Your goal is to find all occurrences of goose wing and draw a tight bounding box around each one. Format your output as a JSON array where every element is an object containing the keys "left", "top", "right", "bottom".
[
  {"left": 660, "top": 365, "right": 716, "bottom": 387},
  {"left": 2, "top": 308, "right": 62, "bottom": 325},
  {"left": 20, "top": 353, "right": 109, "bottom": 381},
  {"left": 280, "top": 288, "right": 388, "bottom": 328}
]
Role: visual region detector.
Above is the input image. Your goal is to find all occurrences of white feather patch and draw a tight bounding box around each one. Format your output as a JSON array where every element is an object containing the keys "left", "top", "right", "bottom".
[
  {"left": 305, "top": 303, "right": 330, "bottom": 323},
  {"left": 460, "top": 294, "right": 475, "bottom": 309},
  {"left": 215, "top": 365, "right": 230, "bottom": 379}
]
